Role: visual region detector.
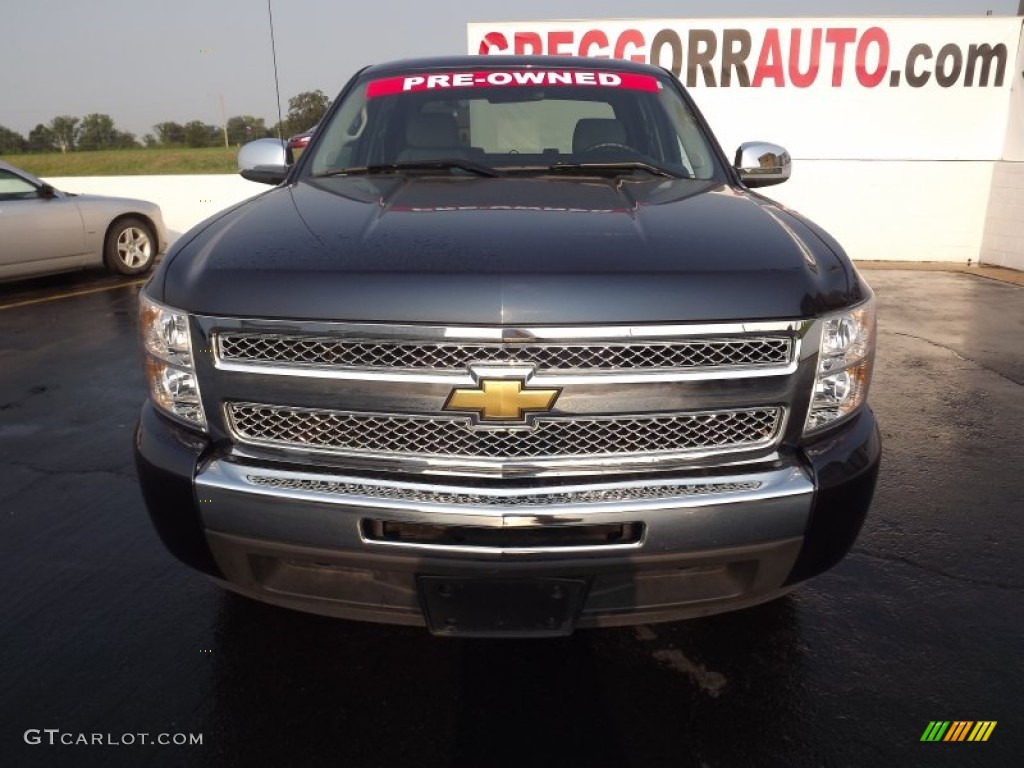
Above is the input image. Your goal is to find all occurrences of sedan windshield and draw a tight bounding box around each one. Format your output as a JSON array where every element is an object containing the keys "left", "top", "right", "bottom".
[{"left": 305, "top": 67, "right": 723, "bottom": 180}]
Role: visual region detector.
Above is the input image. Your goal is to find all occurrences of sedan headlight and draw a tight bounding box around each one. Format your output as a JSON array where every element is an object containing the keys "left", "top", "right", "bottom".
[
  {"left": 804, "top": 299, "right": 875, "bottom": 434},
  {"left": 140, "top": 294, "right": 206, "bottom": 429}
]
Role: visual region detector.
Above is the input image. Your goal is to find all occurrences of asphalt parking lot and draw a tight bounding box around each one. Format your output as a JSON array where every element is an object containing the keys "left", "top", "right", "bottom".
[{"left": 1, "top": 267, "right": 1020, "bottom": 768}]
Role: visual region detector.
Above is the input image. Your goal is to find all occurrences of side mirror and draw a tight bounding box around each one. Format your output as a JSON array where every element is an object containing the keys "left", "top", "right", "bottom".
[
  {"left": 734, "top": 142, "right": 791, "bottom": 188},
  {"left": 38, "top": 183, "right": 57, "bottom": 199},
  {"left": 238, "top": 138, "right": 292, "bottom": 185}
]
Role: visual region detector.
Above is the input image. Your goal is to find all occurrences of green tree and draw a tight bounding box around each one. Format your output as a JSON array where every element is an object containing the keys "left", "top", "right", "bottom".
[
  {"left": 154, "top": 121, "right": 185, "bottom": 145},
  {"left": 0, "top": 125, "right": 27, "bottom": 154},
  {"left": 49, "top": 115, "right": 80, "bottom": 153},
  {"left": 27, "top": 124, "right": 55, "bottom": 153},
  {"left": 78, "top": 113, "right": 118, "bottom": 150},
  {"left": 226, "top": 115, "right": 268, "bottom": 145},
  {"left": 286, "top": 89, "right": 329, "bottom": 134},
  {"left": 183, "top": 120, "right": 219, "bottom": 148},
  {"left": 114, "top": 131, "right": 139, "bottom": 149},
  {"left": 142, "top": 133, "right": 158, "bottom": 148}
]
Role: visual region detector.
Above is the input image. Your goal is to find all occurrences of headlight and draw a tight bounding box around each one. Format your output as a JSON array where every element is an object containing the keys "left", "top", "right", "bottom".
[
  {"left": 804, "top": 299, "right": 875, "bottom": 434},
  {"left": 140, "top": 294, "right": 206, "bottom": 429}
]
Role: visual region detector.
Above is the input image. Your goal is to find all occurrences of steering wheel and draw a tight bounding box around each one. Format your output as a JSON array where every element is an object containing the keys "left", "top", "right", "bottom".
[{"left": 581, "top": 142, "right": 638, "bottom": 154}]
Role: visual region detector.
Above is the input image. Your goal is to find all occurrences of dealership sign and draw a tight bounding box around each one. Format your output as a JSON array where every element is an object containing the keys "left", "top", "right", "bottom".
[{"left": 469, "top": 18, "right": 1024, "bottom": 160}]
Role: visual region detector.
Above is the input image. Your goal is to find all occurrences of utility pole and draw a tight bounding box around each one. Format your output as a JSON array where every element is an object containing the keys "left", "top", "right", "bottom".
[
  {"left": 268, "top": 0, "right": 284, "bottom": 140},
  {"left": 219, "top": 94, "right": 229, "bottom": 148}
]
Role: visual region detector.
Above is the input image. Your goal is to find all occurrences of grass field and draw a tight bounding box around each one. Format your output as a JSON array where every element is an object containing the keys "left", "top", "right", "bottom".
[{"left": 1, "top": 147, "right": 240, "bottom": 177}]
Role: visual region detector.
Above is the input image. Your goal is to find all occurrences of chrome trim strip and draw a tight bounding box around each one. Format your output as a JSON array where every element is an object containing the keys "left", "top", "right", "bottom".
[
  {"left": 355, "top": 537, "right": 644, "bottom": 556},
  {"left": 212, "top": 359, "right": 799, "bottom": 383},
  {"left": 214, "top": 361, "right": 469, "bottom": 383},
  {"left": 200, "top": 318, "right": 809, "bottom": 342},
  {"left": 227, "top": 443, "right": 787, "bottom": 478}
]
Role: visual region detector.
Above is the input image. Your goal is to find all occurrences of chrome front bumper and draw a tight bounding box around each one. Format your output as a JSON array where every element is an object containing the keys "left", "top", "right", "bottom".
[{"left": 196, "top": 459, "right": 814, "bottom": 631}]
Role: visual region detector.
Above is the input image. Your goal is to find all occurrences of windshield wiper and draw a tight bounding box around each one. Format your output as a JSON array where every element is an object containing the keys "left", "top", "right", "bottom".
[
  {"left": 545, "top": 161, "right": 682, "bottom": 179},
  {"left": 315, "top": 160, "right": 502, "bottom": 178}
]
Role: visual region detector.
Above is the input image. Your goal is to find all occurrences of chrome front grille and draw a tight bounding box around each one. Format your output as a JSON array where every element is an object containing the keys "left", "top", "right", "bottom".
[
  {"left": 201, "top": 319, "right": 807, "bottom": 475},
  {"left": 217, "top": 334, "right": 792, "bottom": 371},
  {"left": 226, "top": 402, "right": 782, "bottom": 461},
  {"left": 245, "top": 474, "right": 762, "bottom": 506}
]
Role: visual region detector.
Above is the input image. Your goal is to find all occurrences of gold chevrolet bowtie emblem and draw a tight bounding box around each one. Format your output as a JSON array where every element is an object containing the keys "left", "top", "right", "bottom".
[{"left": 443, "top": 379, "right": 560, "bottom": 422}]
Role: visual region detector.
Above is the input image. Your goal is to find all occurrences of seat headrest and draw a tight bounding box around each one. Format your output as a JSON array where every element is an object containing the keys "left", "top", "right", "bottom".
[
  {"left": 406, "top": 114, "right": 459, "bottom": 148},
  {"left": 572, "top": 118, "right": 627, "bottom": 153}
]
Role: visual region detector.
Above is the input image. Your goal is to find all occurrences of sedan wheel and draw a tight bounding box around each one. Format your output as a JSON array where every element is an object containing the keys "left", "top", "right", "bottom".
[{"left": 104, "top": 217, "right": 156, "bottom": 275}]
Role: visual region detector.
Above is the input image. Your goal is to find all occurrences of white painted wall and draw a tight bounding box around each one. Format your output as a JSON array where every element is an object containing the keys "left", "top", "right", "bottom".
[
  {"left": 765, "top": 160, "right": 994, "bottom": 264},
  {"left": 980, "top": 162, "right": 1024, "bottom": 271},
  {"left": 984, "top": 23, "right": 1024, "bottom": 271},
  {"left": 43, "top": 174, "right": 267, "bottom": 244}
]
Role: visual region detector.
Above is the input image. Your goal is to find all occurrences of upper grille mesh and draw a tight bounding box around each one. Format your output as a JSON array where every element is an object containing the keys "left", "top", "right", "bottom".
[
  {"left": 217, "top": 334, "right": 792, "bottom": 371},
  {"left": 226, "top": 403, "right": 782, "bottom": 460}
]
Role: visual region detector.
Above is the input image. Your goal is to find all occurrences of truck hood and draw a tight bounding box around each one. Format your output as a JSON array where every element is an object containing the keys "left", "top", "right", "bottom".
[{"left": 160, "top": 175, "right": 862, "bottom": 324}]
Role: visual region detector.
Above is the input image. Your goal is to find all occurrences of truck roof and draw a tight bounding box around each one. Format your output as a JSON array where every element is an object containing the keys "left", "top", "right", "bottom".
[{"left": 361, "top": 54, "right": 669, "bottom": 78}]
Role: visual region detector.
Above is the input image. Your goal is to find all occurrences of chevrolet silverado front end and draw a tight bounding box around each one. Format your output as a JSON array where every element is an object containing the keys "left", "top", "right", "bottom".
[{"left": 135, "top": 56, "right": 880, "bottom": 637}]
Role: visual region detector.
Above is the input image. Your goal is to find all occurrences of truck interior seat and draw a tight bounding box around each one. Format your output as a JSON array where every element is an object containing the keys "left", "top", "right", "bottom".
[
  {"left": 572, "top": 118, "right": 628, "bottom": 153},
  {"left": 397, "top": 114, "right": 464, "bottom": 161}
]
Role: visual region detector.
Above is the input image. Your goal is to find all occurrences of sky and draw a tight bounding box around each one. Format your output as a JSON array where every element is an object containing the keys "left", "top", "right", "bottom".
[{"left": 1, "top": 0, "right": 1020, "bottom": 140}]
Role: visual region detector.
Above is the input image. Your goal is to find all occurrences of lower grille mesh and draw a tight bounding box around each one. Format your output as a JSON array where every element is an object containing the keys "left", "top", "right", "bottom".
[
  {"left": 226, "top": 403, "right": 782, "bottom": 460},
  {"left": 246, "top": 475, "right": 762, "bottom": 506}
]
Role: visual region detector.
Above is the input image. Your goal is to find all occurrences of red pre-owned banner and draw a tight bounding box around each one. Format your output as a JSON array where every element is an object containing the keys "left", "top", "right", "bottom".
[{"left": 367, "top": 70, "right": 660, "bottom": 98}]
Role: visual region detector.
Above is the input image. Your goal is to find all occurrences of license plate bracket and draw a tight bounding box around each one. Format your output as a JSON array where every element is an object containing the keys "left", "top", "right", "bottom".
[{"left": 417, "top": 576, "right": 588, "bottom": 638}]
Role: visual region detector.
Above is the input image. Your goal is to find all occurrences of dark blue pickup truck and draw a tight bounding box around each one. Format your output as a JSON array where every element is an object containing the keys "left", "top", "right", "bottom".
[{"left": 135, "top": 56, "right": 880, "bottom": 637}]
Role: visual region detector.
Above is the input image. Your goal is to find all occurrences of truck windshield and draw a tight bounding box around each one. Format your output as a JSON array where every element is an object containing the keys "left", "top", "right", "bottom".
[{"left": 305, "top": 67, "right": 723, "bottom": 180}]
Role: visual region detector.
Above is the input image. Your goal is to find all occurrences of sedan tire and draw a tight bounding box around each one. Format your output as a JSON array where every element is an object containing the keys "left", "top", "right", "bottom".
[{"left": 104, "top": 217, "right": 156, "bottom": 276}]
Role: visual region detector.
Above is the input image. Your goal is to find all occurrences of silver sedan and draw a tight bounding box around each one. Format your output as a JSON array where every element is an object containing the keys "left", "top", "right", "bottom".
[{"left": 0, "top": 160, "right": 168, "bottom": 282}]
